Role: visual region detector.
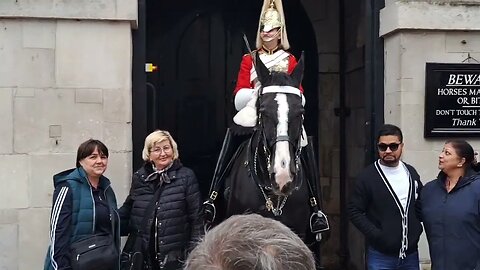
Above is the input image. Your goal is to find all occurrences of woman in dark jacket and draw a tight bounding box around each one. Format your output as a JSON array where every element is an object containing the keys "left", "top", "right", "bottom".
[
  {"left": 119, "top": 130, "right": 203, "bottom": 270},
  {"left": 44, "top": 139, "right": 120, "bottom": 270},
  {"left": 421, "top": 139, "right": 480, "bottom": 270}
]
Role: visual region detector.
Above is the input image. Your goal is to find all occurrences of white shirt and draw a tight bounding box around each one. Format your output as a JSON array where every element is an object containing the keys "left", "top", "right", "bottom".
[{"left": 379, "top": 161, "right": 410, "bottom": 211}]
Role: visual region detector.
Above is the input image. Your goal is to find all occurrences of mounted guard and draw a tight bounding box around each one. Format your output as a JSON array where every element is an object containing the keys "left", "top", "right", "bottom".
[{"left": 203, "top": 0, "right": 329, "bottom": 241}]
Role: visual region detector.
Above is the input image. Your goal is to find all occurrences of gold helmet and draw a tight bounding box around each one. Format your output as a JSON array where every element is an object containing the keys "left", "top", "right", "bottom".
[{"left": 256, "top": 0, "right": 290, "bottom": 50}]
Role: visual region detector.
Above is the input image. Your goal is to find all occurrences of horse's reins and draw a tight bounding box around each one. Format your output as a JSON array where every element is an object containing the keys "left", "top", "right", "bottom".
[
  {"left": 246, "top": 130, "right": 287, "bottom": 216},
  {"left": 249, "top": 89, "right": 304, "bottom": 216}
]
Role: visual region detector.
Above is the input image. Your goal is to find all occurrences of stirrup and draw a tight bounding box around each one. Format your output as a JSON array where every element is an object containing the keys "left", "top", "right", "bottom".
[
  {"left": 203, "top": 200, "right": 216, "bottom": 226},
  {"left": 310, "top": 210, "right": 330, "bottom": 234}
]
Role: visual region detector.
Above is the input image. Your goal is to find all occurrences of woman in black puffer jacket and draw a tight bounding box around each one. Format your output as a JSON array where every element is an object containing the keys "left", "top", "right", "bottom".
[{"left": 119, "top": 130, "right": 203, "bottom": 270}]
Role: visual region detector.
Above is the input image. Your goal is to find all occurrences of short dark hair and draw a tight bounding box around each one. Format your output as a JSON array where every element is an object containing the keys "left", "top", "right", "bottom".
[
  {"left": 76, "top": 139, "right": 109, "bottom": 168},
  {"left": 376, "top": 124, "right": 403, "bottom": 143},
  {"left": 445, "top": 139, "right": 475, "bottom": 167}
]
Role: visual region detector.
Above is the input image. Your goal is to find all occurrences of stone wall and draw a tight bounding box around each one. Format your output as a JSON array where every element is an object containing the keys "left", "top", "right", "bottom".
[
  {"left": 0, "top": 1, "right": 136, "bottom": 269},
  {"left": 302, "top": 0, "right": 369, "bottom": 268},
  {"left": 381, "top": 0, "right": 480, "bottom": 266},
  {"left": 301, "top": 0, "right": 342, "bottom": 267}
]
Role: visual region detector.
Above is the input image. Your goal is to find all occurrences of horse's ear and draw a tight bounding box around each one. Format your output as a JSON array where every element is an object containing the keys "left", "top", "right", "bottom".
[
  {"left": 291, "top": 51, "right": 305, "bottom": 86},
  {"left": 255, "top": 52, "right": 269, "bottom": 84}
]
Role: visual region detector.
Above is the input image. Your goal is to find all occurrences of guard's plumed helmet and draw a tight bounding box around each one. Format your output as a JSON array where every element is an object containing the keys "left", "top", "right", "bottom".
[{"left": 256, "top": 0, "right": 290, "bottom": 50}]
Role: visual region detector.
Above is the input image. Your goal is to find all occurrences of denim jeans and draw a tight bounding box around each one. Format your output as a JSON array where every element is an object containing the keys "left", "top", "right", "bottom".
[{"left": 367, "top": 247, "right": 420, "bottom": 270}]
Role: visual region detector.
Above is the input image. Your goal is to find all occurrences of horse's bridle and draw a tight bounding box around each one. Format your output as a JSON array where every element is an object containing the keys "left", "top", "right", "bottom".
[
  {"left": 248, "top": 90, "right": 304, "bottom": 216},
  {"left": 257, "top": 92, "right": 304, "bottom": 180}
]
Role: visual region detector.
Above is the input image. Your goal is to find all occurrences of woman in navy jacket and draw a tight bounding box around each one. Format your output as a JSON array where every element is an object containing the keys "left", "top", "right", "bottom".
[{"left": 421, "top": 139, "right": 480, "bottom": 270}]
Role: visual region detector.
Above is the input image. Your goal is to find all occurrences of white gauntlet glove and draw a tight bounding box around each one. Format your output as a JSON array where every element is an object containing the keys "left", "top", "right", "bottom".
[{"left": 233, "top": 88, "right": 259, "bottom": 127}]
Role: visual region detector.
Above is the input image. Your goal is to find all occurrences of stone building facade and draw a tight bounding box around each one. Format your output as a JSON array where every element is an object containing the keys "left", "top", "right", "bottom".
[{"left": 0, "top": 1, "right": 136, "bottom": 269}]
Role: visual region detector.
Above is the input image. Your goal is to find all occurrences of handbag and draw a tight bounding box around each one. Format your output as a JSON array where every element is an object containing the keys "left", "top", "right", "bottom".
[
  {"left": 120, "top": 234, "right": 144, "bottom": 270},
  {"left": 121, "top": 180, "right": 164, "bottom": 270},
  {"left": 70, "top": 233, "right": 118, "bottom": 270}
]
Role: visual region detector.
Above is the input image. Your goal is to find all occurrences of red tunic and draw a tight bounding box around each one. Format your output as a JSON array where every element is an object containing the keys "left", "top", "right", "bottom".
[{"left": 233, "top": 51, "right": 303, "bottom": 95}]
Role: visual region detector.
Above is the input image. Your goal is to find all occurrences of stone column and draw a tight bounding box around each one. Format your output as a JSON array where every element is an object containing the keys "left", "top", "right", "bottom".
[{"left": 0, "top": 1, "right": 137, "bottom": 269}]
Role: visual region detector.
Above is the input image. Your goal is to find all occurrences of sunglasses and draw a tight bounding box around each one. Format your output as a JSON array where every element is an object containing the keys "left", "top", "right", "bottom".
[{"left": 377, "top": 143, "right": 401, "bottom": 152}]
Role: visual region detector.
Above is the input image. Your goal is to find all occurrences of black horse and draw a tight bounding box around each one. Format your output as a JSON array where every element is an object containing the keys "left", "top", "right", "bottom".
[{"left": 205, "top": 52, "right": 329, "bottom": 245}]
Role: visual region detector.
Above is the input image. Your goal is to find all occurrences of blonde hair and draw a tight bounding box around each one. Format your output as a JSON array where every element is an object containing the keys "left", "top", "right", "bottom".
[{"left": 142, "top": 130, "right": 179, "bottom": 161}]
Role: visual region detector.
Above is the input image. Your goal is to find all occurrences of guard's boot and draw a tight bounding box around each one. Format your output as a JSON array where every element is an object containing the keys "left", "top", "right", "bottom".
[
  {"left": 203, "top": 128, "right": 239, "bottom": 225},
  {"left": 233, "top": 92, "right": 258, "bottom": 127},
  {"left": 301, "top": 137, "right": 330, "bottom": 235}
]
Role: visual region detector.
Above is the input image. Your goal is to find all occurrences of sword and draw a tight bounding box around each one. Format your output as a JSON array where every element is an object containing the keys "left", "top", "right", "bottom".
[
  {"left": 242, "top": 32, "right": 253, "bottom": 54},
  {"left": 242, "top": 32, "right": 255, "bottom": 66}
]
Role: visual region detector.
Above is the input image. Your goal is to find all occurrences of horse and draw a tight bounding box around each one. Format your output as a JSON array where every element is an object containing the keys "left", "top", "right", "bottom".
[{"left": 205, "top": 52, "right": 329, "bottom": 246}]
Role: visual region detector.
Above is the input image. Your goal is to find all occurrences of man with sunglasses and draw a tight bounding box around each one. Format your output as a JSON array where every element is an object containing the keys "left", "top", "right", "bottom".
[{"left": 348, "top": 124, "right": 423, "bottom": 270}]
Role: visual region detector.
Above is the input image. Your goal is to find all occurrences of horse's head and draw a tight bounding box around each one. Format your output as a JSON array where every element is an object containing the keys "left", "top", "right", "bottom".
[{"left": 254, "top": 52, "right": 305, "bottom": 196}]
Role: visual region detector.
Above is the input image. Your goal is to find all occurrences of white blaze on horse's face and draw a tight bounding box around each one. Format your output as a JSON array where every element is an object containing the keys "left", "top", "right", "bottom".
[{"left": 273, "top": 93, "right": 292, "bottom": 191}]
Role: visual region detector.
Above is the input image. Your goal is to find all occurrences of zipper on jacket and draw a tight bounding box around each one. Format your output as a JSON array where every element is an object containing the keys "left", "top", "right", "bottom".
[
  {"left": 442, "top": 191, "right": 448, "bottom": 268},
  {"left": 88, "top": 184, "right": 96, "bottom": 233},
  {"left": 154, "top": 201, "right": 159, "bottom": 260},
  {"left": 113, "top": 207, "right": 121, "bottom": 270}
]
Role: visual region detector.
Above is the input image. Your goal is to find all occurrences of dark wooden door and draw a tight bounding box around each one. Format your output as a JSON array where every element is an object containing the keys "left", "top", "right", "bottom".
[{"left": 145, "top": 5, "right": 230, "bottom": 197}]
